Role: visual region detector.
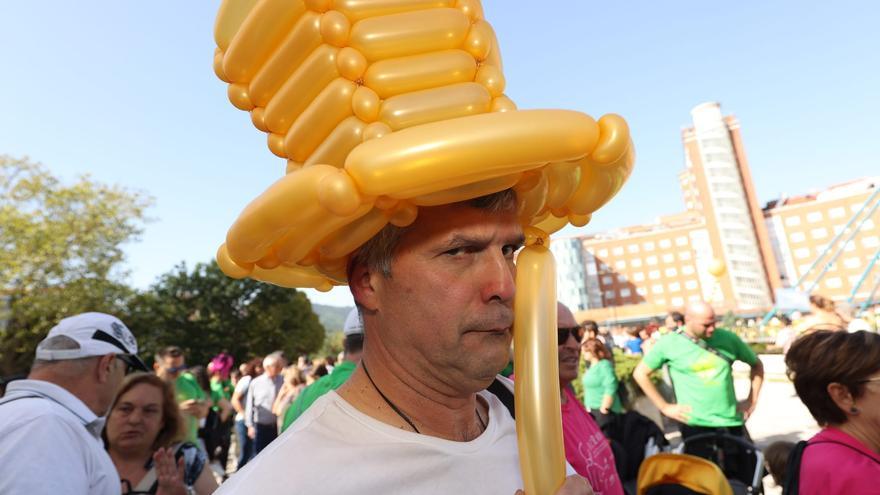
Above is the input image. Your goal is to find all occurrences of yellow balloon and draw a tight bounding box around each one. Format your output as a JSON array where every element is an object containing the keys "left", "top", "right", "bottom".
[
  {"left": 379, "top": 82, "right": 491, "bottom": 131},
  {"left": 708, "top": 258, "right": 727, "bottom": 278},
  {"left": 319, "top": 207, "right": 389, "bottom": 259},
  {"left": 566, "top": 139, "right": 635, "bottom": 216},
  {"left": 364, "top": 49, "right": 477, "bottom": 99},
  {"left": 411, "top": 174, "right": 520, "bottom": 206},
  {"left": 305, "top": 116, "right": 367, "bottom": 168},
  {"left": 545, "top": 161, "right": 581, "bottom": 211},
  {"left": 263, "top": 44, "right": 339, "bottom": 135},
  {"left": 335, "top": 0, "right": 455, "bottom": 22},
  {"left": 222, "top": 0, "right": 306, "bottom": 83},
  {"left": 283, "top": 78, "right": 356, "bottom": 162},
  {"left": 349, "top": 8, "right": 470, "bottom": 61},
  {"left": 249, "top": 12, "right": 322, "bottom": 107},
  {"left": 249, "top": 264, "right": 335, "bottom": 292},
  {"left": 213, "top": 0, "right": 260, "bottom": 51},
  {"left": 513, "top": 240, "right": 566, "bottom": 495},
  {"left": 533, "top": 213, "right": 569, "bottom": 235}
]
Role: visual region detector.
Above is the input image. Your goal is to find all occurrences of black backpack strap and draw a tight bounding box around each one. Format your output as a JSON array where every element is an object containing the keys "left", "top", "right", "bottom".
[
  {"left": 782, "top": 440, "right": 808, "bottom": 495},
  {"left": 487, "top": 378, "right": 515, "bottom": 419}
]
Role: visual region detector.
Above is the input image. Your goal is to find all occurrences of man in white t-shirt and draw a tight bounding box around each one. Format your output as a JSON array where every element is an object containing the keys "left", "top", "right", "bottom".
[
  {"left": 0, "top": 312, "right": 147, "bottom": 494},
  {"left": 219, "top": 191, "right": 590, "bottom": 494}
]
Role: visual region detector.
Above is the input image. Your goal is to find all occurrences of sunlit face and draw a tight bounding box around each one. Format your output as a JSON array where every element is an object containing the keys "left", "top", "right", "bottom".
[
  {"left": 154, "top": 355, "right": 185, "bottom": 382},
  {"left": 686, "top": 312, "right": 717, "bottom": 339},
  {"left": 665, "top": 315, "right": 678, "bottom": 330},
  {"left": 106, "top": 383, "right": 165, "bottom": 454},
  {"left": 365, "top": 203, "right": 524, "bottom": 393}
]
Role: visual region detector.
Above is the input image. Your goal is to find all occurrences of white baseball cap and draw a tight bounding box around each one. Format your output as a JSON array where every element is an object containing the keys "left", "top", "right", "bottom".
[
  {"left": 35, "top": 312, "right": 147, "bottom": 371},
  {"left": 343, "top": 308, "right": 363, "bottom": 336}
]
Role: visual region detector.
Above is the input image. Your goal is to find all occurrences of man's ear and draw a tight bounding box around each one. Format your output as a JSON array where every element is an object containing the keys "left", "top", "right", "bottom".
[
  {"left": 349, "top": 262, "right": 380, "bottom": 312},
  {"left": 96, "top": 354, "right": 116, "bottom": 384}
]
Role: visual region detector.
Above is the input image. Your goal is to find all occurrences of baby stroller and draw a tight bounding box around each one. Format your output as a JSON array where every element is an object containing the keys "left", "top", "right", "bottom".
[
  {"left": 636, "top": 453, "right": 733, "bottom": 495},
  {"left": 673, "top": 431, "right": 764, "bottom": 494}
]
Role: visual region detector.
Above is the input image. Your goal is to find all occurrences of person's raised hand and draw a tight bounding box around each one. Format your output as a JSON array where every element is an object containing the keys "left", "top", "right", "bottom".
[
  {"left": 153, "top": 448, "right": 187, "bottom": 495},
  {"left": 514, "top": 475, "right": 594, "bottom": 495}
]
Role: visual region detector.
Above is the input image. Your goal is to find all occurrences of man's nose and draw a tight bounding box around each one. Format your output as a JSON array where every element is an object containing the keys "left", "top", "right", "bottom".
[{"left": 481, "top": 251, "right": 516, "bottom": 304}]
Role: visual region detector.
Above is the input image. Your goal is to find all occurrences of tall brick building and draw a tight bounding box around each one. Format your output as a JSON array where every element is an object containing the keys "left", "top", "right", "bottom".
[{"left": 559, "top": 102, "right": 879, "bottom": 323}]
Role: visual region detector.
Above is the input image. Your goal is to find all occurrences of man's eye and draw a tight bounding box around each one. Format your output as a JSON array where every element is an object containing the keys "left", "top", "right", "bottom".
[
  {"left": 444, "top": 247, "right": 465, "bottom": 256},
  {"left": 502, "top": 245, "right": 520, "bottom": 257}
]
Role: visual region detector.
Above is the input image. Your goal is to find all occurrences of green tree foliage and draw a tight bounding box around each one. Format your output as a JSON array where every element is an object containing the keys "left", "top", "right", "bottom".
[
  {"left": 129, "top": 261, "right": 325, "bottom": 368},
  {"left": 0, "top": 156, "right": 151, "bottom": 375}
]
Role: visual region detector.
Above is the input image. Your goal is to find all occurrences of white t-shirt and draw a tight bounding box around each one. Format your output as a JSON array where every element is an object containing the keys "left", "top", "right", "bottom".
[
  {"left": 219, "top": 387, "right": 531, "bottom": 494},
  {"left": 0, "top": 379, "right": 121, "bottom": 495},
  {"left": 233, "top": 375, "right": 252, "bottom": 422}
]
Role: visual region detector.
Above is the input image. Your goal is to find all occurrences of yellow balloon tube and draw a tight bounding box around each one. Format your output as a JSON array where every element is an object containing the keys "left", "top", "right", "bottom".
[
  {"left": 514, "top": 233, "right": 565, "bottom": 495},
  {"left": 349, "top": 8, "right": 470, "bottom": 61}
]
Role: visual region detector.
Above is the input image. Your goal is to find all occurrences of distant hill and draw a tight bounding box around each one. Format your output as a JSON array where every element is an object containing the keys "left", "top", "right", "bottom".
[{"left": 311, "top": 304, "right": 354, "bottom": 334}]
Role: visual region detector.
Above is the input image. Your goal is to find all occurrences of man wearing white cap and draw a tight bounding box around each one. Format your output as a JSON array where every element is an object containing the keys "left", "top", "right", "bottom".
[
  {"left": 0, "top": 312, "right": 147, "bottom": 494},
  {"left": 280, "top": 308, "right": 364, "bottom": 432}
]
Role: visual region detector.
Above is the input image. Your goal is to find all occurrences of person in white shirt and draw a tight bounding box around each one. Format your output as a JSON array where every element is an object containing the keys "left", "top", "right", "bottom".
[
  {"left": 0, "top": 312, "right": 148, "bottom": 494},
  {"left": 219, "top": 191, "right": 590, "bottom": 494}
]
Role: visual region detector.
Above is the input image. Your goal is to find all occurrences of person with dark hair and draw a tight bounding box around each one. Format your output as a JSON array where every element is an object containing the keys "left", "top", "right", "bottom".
[
  {"left": 0, "top": 312, "right": 147, "bottom": 494},
  {"left": 795, "top": 293, "right": 847, "bottom": 333},
  {"left": 664, "top": 311, "right": 685, "bottom": 333},
  {"left": 154, "top": 346, "right": 210, "bottom": 447},
  {"left": 784, "top": 330, "right": 880, "bottom": 493},
  {"left": 104, "top": 373, "right": 218, "bottom": 494},
  {"left": 762, "top": 441, "right": 794, "bottom": 488},
  {"left": 556, "top": 304, "right": 624, "bottom": 494},
  {"left": 281, "top": 308, "right": 365, "bottom": 431},
  {"left": 581, "top": 338, "right": 624, "bottom": 428}
]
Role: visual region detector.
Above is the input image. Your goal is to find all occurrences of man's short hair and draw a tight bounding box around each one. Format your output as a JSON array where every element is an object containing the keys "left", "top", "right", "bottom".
[
  {"left": 669, "top": 311, "right": 685, "bottom": 325},
  {"left": 348, "top": 189, "right": 517, "bottom": 279},
  {"left": 582, "top": 320, "right": 599, "bottom": 334},
  {"left": 343, "top": 334, "right": 364, "bottom": 356}
]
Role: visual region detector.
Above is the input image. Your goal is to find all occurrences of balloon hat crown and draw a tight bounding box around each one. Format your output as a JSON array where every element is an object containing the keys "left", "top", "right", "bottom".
[{"left": 212, "top": 0, "right": 635, "bottom": 290}]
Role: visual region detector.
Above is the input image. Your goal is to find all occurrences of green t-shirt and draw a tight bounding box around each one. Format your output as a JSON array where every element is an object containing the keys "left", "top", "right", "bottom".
[
  {"left": 175, "top": 372, "right": 207, "bottom": 444},
  {"left": 580, "top": 359, "right": 624, "bottom": 414},
  {"left": 209, "top": 378, "right": 232, "bottom": 412},
  {"left": 641, "top": 328, "right": 757, "bottom": 428},
  {"left": 281, "top": 361, "right": 356, "bottom": 432}
]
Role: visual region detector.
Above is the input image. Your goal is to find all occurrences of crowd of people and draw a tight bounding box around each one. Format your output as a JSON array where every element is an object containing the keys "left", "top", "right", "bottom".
[{"left": 0, "top": 188, "right": 878, "bottom": 494}]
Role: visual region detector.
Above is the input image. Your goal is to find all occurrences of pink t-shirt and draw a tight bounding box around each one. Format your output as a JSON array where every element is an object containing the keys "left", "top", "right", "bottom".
[
  {"left": 560, "top": 387, "right": 624, "bottom": 495},
  {"left": 799, "top": 426, "right": 880, "bottom": 494}
]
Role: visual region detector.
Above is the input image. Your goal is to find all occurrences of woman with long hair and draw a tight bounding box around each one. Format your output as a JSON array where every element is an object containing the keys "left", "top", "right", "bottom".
[{"left": 581, "top": 338, "right": 624, "bottom": 428}]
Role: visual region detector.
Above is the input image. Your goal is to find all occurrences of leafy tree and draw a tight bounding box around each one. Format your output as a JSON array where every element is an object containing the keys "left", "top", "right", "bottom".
[
  {"left": 129, "top": 261, "right": 325, "bottom": 367},
  {"left": 0, "top": 156, "right": 151, "bottom": 375}
]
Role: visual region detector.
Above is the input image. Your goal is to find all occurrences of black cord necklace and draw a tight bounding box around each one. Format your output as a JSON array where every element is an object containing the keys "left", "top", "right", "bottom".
[{"left": 361, "top": 361, "right": 487, "bottom": 435}]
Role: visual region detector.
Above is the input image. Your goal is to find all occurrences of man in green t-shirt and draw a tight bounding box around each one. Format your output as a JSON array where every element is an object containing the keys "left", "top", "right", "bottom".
[
  {"left": 281, "top": 308, "right": 364, "bottom": 432},
  {"left": 633, "top": 301, "right": 764, "bottom": 433},
  {"left": 154, "top": 346, "right": 209, "bottom": 445}
]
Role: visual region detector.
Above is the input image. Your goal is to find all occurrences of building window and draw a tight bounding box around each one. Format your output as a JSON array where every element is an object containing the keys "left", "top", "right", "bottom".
[
  {"left": 679, "top": 251, "right": 692, "bottom": 260},
  {"left": 829, "top": 207, "right": 845, "bottom": 219},
  {"left": 618, "top": 274, "right": 628, "bottom": 282},
  {"left": 807, "top": 211, "right": 823, "bottom": 223},
  {"left": 665, "top": 267, "right": 678, "bottom": 277},
  {"left": 604, "top": 290, "right": 616, "bottom": 299},
  {"left": 633, "top": 272, "right": 645, "bottom": 282},
  {"left": 671, "top": 296, "right": 684, "bottom": 306},
  {"left": 865, "top": 219, "right": 876, "bottom": 230},
  {"left": 682, "top": 265, "right": 695, "bottom": 275},
  {"left": 659, "top": 239, "right": 672, "bottom": 249},
  {"left": 598, "top": 249, "right": 608, "bottom": 257},
  {"left": 652, "top": 284, "right": 664, "bottom": 294},
  {"left": 790, "top": 232, "right": 806, "bottom": 243},
  {"left": 798, "top": 264, "right": 811, "bottom": 276},
  {"left": 825, "top": 277, "right": 842, "bottom": 289},
  {"left": 669, "top": 282, "right": 681, "bottom": 292},
  {"left": 688, "top": 295, "right": 701, "bottom": 302},
  {"left": 655, "top": 298, "right": 666, "bottom": 305},
  {"left": 612, "top": 246, "right": 624, "bottom": 256},
  {"left": 620, "top": 288, "right": 632, "bottom": 298},
  {"left": 676, "top": 236, "right": 688, "bottom": 246},
  {"left": 795, "top": 248, "right": 811, "bottom": 259},
  {"left": 636, "top": 287, "right": 647, "bottom": 296},
  {"left": 863, "top": 236, "right": 879, "bottom": 248},
  {"left": 648, "top": 270, "right": 661, "bottom": 280},
  {"left": 810, "top": 227, "right": 828, "bottom": 239},
  {"left": 615, "top": 260, "right": 626, "bottom": 269},
  {"left": 628, "top": 244, "right": 640, "bottom": 254},
  {"left": 685, "top": 280, "right": 698, "bottom": 290},
  {"left": 602, "top": 275, "right": 613, "bottom": 285},
  {"left": 647, "top": 255, "right": 658, "bottom": 265},
  {"left": 631, "top": 259, "right": 643, "bottom": 268},
  {"left": 785, "top": 216, "right": 801, "bottom": 227},
  {"left": 844, "top": 257, "right": 861, "bottom": 269},
  {"left": 662, "top": 253, "right": 674, "bottom": 263},
  {"left": 643, "top": 241, "right": 656, "bottom": 251}
]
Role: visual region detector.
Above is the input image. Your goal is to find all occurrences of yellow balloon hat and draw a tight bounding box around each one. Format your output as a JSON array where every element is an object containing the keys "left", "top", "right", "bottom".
[{"left": 213, "top": 0, "right": 635, "bottom": 290}]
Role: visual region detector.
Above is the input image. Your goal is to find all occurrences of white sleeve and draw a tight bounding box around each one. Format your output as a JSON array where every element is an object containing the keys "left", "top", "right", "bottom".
[
  {"left": 244, "top": 378, "right": 256, "bottom": 428},
  {"left": 0, "top": 416, "right": 92, "bottom": 494}
]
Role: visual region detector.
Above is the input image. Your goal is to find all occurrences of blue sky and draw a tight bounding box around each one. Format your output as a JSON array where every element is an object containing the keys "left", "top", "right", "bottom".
[{"left": 2, "top": 1, "right": 877, "bottom": 307}]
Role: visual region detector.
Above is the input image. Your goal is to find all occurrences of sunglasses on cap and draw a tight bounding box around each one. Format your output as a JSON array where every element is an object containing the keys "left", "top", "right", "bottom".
[
  {"left": 115, "top": 354, "right": 141, "bottom": 375},
  {"left": 557, "top": 326, "right": 585, "bottom": 345}
]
